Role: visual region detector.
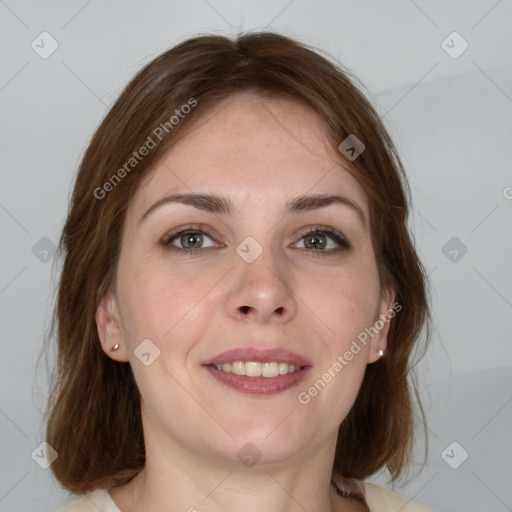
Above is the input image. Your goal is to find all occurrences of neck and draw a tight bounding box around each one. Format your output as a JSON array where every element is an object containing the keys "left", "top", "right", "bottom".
[{"left": 110, "top": 436, "right": 352, "bottom": 512}]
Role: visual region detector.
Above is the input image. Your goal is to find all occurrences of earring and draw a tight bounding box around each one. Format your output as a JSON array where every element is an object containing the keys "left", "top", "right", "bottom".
[
  {"left": 376, "top": 349, "right": 384, "bottom": 358},
  {"left": 110, "top": 343, "right": 120, "bottom": 352}
]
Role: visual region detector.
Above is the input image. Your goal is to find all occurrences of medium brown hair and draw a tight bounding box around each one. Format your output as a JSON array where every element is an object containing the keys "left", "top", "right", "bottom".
[{"left": 42, "top": 31, "right": 431, "bottom": 498}]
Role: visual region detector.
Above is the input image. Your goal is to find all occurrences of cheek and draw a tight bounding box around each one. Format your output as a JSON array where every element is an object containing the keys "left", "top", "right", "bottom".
[
  {"left": 117, "top": 255, "right": 219, "bottom": 347},
  {"left": 299, "top": 259, "right": 381, "bottom": 349},
  {"left": 116, "top": 261, "right": 216, "bottom": 399},
  {"left": 297, "top": 266, "right": 377, "bottom": 421}
]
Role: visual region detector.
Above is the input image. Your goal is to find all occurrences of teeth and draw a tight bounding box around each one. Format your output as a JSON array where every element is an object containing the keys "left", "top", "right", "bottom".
[
  {"left": 231, "top": 361, "right": 244, "bottom": 375},
  {"left": 245, "top": 361, "right": 261, "bottom": 377},
  {"left": 262, "top": 362, "right": 278, "bottom": 377},
  {"left": 213, "top": 361, "right": 302, "bottom": 377}
]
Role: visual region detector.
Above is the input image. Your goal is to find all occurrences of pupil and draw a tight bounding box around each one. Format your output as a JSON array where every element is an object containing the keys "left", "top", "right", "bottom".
[
  {"left": 183, "top": 233, "right": 201, "bottom": 248},
  {"left": 307, "top": 234, "right": 325, "bottom": 249}
]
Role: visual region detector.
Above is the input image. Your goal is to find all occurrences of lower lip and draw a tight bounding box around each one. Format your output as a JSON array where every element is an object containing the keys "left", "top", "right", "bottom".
[{"left": 204, "top": 365, "right": 310, "bottom": 395}]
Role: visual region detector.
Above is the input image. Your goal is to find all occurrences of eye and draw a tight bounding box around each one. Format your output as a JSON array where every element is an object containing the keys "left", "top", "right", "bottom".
[
  {"left": 293, "top": 227, "right": 351, "bottom": 254},
  {"left": 160, "top": 224, "right": 351, "bottom": 255},
  {"left": 161, "top": 225, "right": 219, "bottom": 253}
]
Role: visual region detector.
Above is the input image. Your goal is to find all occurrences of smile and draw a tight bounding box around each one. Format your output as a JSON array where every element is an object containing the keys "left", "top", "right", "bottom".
[
  {"left": 211, "top": 361, "right": 303, "bottom": 377},
  {"left": 203, "top": 348, "right": 312, "bottom": 395}
]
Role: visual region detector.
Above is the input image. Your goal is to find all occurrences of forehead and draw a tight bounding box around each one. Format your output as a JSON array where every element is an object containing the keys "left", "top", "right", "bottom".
[{"left": 129, "top": 92, "right": 369, "bottom": 218}]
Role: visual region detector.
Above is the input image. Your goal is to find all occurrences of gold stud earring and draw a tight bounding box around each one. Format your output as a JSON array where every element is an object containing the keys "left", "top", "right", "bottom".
[
  {"left": 377, "top": 349, "right": 384, "bottom": 358},
  {"left": 110, "top": 343, "right": 120, "bottom": 352}
]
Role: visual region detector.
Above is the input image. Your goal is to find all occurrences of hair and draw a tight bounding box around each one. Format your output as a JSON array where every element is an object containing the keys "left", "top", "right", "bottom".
[{"left": 41, "top": 30, "right": 431, "bottom": 502}]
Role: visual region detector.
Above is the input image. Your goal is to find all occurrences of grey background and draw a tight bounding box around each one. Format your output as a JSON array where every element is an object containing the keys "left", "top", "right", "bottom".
[{"left": 1, "top": 1, "right": 511, "bottom": 511}]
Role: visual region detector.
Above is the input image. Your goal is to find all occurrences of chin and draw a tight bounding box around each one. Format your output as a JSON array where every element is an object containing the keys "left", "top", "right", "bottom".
[{"left": 224, "top": 421, "right": 315, "bottom": 463}]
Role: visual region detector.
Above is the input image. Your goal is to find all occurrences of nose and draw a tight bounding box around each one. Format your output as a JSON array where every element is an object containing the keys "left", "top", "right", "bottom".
[{"left": 224, "top": 245, "right": 297, "bottom": 325}]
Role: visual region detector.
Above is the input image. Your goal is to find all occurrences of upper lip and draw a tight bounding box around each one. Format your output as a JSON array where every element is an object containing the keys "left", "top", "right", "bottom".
[{"left": 202, "top": 348, "right": 312, "bottom": 367}]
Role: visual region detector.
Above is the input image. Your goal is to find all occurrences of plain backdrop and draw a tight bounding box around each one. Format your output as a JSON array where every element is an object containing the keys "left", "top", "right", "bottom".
[{"left": 0, "top": 1, "right": 511, "bottom": 511}]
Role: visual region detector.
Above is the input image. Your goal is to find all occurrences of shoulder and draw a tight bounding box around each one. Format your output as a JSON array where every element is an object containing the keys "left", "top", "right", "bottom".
[
  {"left": 331, "top": 474, "right": 436, "bottom": 512},
  {"left": 58, "top": 488, "right": 121, "bottom": 512},
  {"left": 58, "top": 482, "right": 436, "bottom": 512},
  {"left": 361, "top": 481, "right": 437, "bottom": 512}
]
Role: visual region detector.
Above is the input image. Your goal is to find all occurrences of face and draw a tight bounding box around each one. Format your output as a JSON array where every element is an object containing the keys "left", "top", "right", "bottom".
[{"left": 97, "top": 92, "right": 394, "bottom": 468}]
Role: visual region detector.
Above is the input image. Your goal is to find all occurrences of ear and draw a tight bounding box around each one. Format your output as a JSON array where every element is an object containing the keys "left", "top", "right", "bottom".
[
  {"left": 367, "top": 287, "right": 397, "bottom": 364},
  {"left": 95, "top": 290, "right": 129, "bottom": 362}
]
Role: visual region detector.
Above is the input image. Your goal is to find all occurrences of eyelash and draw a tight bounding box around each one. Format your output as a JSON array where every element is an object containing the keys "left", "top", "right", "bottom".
[{"left": 160, "top": 224, "right": 351, "bottom": 256}]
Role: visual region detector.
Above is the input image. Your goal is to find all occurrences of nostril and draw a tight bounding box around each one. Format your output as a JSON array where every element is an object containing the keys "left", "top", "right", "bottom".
[{"left": 240, "top": 306, "right": 252, "bottom": 314}]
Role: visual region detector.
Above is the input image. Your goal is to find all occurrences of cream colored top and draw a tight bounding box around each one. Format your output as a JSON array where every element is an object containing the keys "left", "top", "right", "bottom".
[{"left": 58, "top": 482, "right": 436, "bottom": 511}]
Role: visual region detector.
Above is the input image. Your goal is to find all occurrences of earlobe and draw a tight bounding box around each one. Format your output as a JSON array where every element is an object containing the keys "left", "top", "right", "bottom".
[
  {"left": 368, "top": 288, "right": 396, "bottom": 364},
  {"left": 95, "top": 291, "right": 128, "bottom": 362}
]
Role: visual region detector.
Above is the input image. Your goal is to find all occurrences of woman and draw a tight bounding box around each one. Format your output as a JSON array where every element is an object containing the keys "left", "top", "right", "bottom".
[{"left": 45, "top": 31, "right": 434, "bottom": 511}]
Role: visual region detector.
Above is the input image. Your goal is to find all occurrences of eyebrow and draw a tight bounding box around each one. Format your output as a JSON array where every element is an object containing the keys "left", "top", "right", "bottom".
[{"left": 139, "top": 192, "right": 367, "bottom": 228}]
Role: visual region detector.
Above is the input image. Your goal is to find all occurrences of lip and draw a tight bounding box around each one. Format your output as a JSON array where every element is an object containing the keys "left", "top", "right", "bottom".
[
  {"left": 205, "top": 365, "right": 311, "bottom": 395},
  {"left": 202, "top": 347, "right": 312, "bottom": 367},
  {"left": 202, "top": 347, "right": 312, "bottom": 395}
]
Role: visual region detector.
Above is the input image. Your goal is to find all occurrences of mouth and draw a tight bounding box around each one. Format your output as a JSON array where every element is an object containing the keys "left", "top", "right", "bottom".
[{"left": 202, "top": 348, "right": 312, "bottom": 395}]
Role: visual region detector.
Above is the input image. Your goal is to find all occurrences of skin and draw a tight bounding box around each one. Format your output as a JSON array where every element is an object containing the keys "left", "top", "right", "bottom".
[{"left": 96, "top": 91, "right": 394, "bottom": 512}]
